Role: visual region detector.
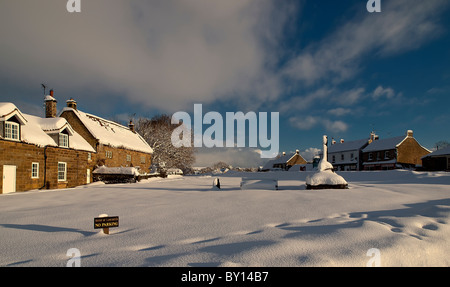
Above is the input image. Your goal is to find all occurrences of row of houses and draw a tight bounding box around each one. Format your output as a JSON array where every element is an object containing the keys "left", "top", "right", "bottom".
[
  {"left": 328, "top": 130, "right": 431, "bottom": 171},
  {"left": 264, "top": 130, "right": 436, "bottom": 172},
  {"left": 1, "top": 91, "right": 153, "bottom": 194}
]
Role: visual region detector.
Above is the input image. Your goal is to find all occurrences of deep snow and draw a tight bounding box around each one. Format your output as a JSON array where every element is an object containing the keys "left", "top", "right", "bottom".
[{"left": 0, "top": 170, "right": 449, "bottom": 267}]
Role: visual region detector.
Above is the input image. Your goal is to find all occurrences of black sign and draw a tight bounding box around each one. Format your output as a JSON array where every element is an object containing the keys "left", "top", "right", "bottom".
[{"left": 94, "top": 216, "right": 119, "bottom": 229}]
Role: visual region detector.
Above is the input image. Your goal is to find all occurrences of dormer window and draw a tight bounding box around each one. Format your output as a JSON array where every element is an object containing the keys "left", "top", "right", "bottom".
[
  {"left": 59, "top": 133, "right": 69, "bottom": 148},
  {"left": 5, "top": 121, "right": 20, "bottom": 140}
]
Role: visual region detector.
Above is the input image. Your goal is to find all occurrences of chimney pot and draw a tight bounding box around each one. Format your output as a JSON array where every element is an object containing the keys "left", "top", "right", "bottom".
[
  {"left": 407, "top": 130, "right": 413, "bottom": 137},
  {"left": 129, "top": 120, "right": 135, "bottom": 132},
  {"left": 45, "top": 90, "right": 57, "bottom": 118},
  {"left": 66, "top": 98, "right": 77, "bottom": 110},
  {"left": 340, "top": 139, "right": 344, "bottom": 143}
]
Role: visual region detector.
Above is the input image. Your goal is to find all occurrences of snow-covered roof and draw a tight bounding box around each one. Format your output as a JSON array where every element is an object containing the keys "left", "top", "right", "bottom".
[
  {"left": 61, "top": 107, "right": 153, "bottom": 154},
  {"left": 24, "top": 114, "right": 94, "bottom": 152},
  {"left": 0, "top": 102, "right": 94, "bottom": 152},
  {"left": 262, "top": 152, "right": 303, "bottom": 170},
  {"left": 363, "top": 159, "right": 397, "bottom": 165},
  {"left": 19, "top": 114, "right": 59, "bottom": 148},
  {"left": 44, "top": 95, "right": 57, "bottom": 102},
  {"left": 362, "top": 136, "right": 406, "bottom": 152},
  {"left": 422, "top": 145, "right": 450, "bottom": 158},
  {"left": 0, "top": 102, "right": 27, "bottom": 125},
  {"left": 93, "top": 166, "right": 140, "bottom": 176},
  {"left": 272, "top": 153, "right": 295, "bottom": 164},
  {"left": 30, "top": 116, "right": 74, "bottom": 135},
  {"left": 328, "top": 138, "right": 369, "bottom": 153}
]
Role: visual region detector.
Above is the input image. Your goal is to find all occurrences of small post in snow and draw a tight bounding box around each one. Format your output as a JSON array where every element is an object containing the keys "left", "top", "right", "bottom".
[
  {"left": 94, "top": 214, "right": 119, "bottom": 235},
  {"left": 213, "top": 178, "right": 221, "bottom": 190}
]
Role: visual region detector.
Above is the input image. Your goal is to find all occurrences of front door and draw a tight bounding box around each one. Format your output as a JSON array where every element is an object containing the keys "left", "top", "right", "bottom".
[
  {"left": 2, "top": 165, "right": 17, "bottom": 194},
  {"left": 86, "top": 169, "right": 91, "bottom": 184}
]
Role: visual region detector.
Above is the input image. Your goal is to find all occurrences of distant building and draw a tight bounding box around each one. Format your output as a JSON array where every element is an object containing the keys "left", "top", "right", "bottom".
[
  {"left": 362, "top": 130, "right": 430, "bottom": 170},
  {"left": 421, "top": 146, "right": 450, "bottom": 171},
  {"left": 327, "top": 137, "right": 371, "bottom": 171},
  {"left": 262, "top": 150, "right": 307, "bottom": 171}
]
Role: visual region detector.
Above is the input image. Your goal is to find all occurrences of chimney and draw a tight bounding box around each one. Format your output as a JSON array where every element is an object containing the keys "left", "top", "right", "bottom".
[
  {"left": 340, "top": 139, "right": 345, "bottom": 144},
  {"left": 45, "top": 89, "right": 57, "bottom": 118},
  {"left": 129, "top": 120, "right": 135, "bottom": 132},
  {"left": 407, "top": 130, "right": 413, "bottom": 137},
  {"left": 296, "top": 149, "right": 299, "bottom": 155},
  {"left": 369, "top": 131, "right": 379, "bottom": 143},
  {"left": 66, "top": 98, "right": 77, "bottom": 110}
]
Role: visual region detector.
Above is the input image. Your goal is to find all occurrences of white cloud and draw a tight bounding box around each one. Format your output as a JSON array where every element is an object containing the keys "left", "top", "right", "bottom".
[
  {"left": 278, "top": 88, "right": 334, "bottom": 113},
  {"left": 322, "top": 119, "right": 348, "bottom": 133},
  {"left": 282, "top": 0, "right": 448, "bottom": 85},
  {"left": 334, "top": 88, "right": 366, "bottom": 106},
  {"left": 289, "top": 116, "right": 318, "bottom": 131},
  {"left": 300, "top": 147, "right": 321, "bottom": 162},
  {"left": 0, "top": 0, "right": 298, "bottom": 112},
  {"left": 289, "top": 116, "right": 348, "bottom": 133},
  {"left": 194, "top": 146, "right": 265, "bottom": 168},
  {"left": 372, "top": 86, "right": 396, "bottom": 100},
  {"left": 327, "top": 108, "right": 351, "bottom": 117}
]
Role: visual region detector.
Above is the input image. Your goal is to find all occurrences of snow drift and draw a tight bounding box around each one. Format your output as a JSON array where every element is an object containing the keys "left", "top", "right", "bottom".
[{"left": 0, "top": 170, "right": 449, "bottom": 267}]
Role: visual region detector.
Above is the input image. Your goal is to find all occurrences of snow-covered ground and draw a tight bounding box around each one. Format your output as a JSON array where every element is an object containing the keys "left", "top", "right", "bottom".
[{"left": 1, "top": 170, "right": 449, "bottom": 267}]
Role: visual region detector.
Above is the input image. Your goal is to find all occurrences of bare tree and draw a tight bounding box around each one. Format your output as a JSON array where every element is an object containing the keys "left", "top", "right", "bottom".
[
  {"left": 135, "top": 115, "right": 195, "bottom": 173},
  {"left": 435, "top": 140, "right": 450, "bottom": 150}
]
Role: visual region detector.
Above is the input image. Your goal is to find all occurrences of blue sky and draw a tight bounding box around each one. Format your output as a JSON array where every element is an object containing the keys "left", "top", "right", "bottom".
[{"left": 1, "top": 0, "right": 449, "bottom": 166}]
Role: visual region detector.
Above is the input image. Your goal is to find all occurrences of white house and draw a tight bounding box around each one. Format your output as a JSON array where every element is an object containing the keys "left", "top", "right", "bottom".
[{"left": 327, "top": 138, "right": 370, "bottom": 171}]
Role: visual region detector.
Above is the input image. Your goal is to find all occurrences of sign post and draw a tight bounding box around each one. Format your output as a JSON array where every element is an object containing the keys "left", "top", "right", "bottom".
[{"left": 94, "top": 214, "right": 119, "bottom": 235}]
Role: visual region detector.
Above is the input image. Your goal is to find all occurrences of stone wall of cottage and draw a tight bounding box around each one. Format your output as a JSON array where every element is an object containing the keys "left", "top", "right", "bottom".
[
  {"left": 60, "top": 110, "right": 152, "bottom": 174},
  {"left": 60, "top": 110, "right": 99, "bottom": 148},
  {"left": 45, "top": 146, "right": 92, "bottom": 190},
  {"left": 397, "top": 137, "right": 430, "bottom": 166},
  {"left": 93, "top": 144, "right": 152, "bottom": 174},
  {"left": 0, "top": 141, "right": 45, "bottom": 193},
  {"left": 0, "top": 140, "right": 91, "bottom": 194}
]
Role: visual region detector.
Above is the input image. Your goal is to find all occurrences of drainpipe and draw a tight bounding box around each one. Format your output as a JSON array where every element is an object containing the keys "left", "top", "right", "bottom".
[{"left": 40, "top": 146, "right": 48, "bottom": 190}]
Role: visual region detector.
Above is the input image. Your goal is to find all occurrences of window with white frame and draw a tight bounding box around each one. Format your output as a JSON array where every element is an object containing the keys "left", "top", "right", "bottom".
[
  {"left": 140, "top": 156, "right": 146, "bottom": 164},
  {"left": 88, "top": 152, "right": 92, "bottom": 161},
  {"left": 58, "top": 162, "right": 67, "bottom": 181},
  {"left": 59, "top": 133, "right": 69, "bottom": 148},
  {"left": 105, "top": 151, "right": 113, "bottom": 159},
  {"left": 31, "top": 162, "right": 39, "bottom": 179},
  {"left": 126, "top": 154, "right": 131, "bottom": 162},
  {"left": 368, "top": 153, "right": 373, "bottom": 161},
  {"left": 4, "top": 121, "right": 19, "bottom": 140}
]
